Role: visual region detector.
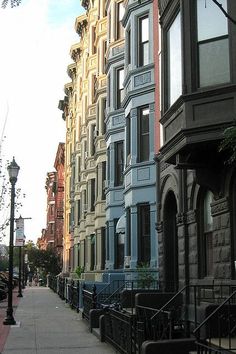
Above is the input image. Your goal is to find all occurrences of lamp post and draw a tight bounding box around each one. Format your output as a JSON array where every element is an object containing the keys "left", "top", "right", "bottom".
[
  {"left": 3, "top": 157, "right": 20, "bottom": 325},
  {"left": 17, "top": 245, "right": 23, "bottom": 297}
]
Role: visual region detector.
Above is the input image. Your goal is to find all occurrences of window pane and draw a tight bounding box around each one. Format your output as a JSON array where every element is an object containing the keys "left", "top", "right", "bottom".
[
  {"left": 119, "top": 69, "right": 124, "bottom": 89},
  {"left": 142, "top": 42, "right": 149, "bottom": 66},
  {"left": 167, "top": 12, "right": 182, "bottom": 106},
  {"left": 139, "top": 107, "right": 149, "bottom": 162},
  {"left": 197, "top": 0, "right": 228, "bottom": 41},
  {"left": 204, "top": 190, "right": 213, "bottom": 232},
  {"left": 118, "top": 2, "right": 124, "bottom": 21},
  {"left": 141, "top": 17, "right": 149, "bottom": 42},
  {"left": 199, "top": 38, "right": 230, "bottom": 87}
]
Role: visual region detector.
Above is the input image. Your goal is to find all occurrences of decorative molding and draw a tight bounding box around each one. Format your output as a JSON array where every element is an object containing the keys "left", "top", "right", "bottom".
[
  {"left": 156, "top": 221, "right": 163, "bottom": 233},
  {"left": 177, "top": 212, "right": 186, "bottom": 225},
  {"left": 211, "top": 197, "right": 229, "bottom": 216},
  {"left": 160, "top": 161, "right": 170, "bottom": 172},
  {"left": 134, "top": 71, "right": 151, "bottom": 87},
  {"left": 186, "top": 210, "right": 197, "bottom": 224},
  {"left": 112, "top": 44, "right": 125, "bottom": 56},
  {"left": 158, "top": 0, "right": 170, "bottom": 16},
  {"left": 76, "top": 18, "right": 88, "bottom": 37},
  {"left": 112, "top": 114, "right": 125, "bottom": 126}
]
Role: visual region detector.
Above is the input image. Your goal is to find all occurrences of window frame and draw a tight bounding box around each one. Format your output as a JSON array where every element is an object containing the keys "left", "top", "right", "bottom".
[
  {"left": 116, "top": 1, "right": 124, "bottom": 40},
  {"left": 195, "top": 0, "right": 230, "bottom": 88},
  {"left": 137, "top": 203, "right": 151, "bottom": 264},
  {"left": 116, "top": 67, "right": 124, "bottom": 109},
  {"left": 114, "top": 141, "right": 124, "bottom": 186},
  {"left": 138, "top": 106, "right": 150, "bottom": 162},
  {"left": 138, "top": 15, "right": 149, "bottom": 67},
  {"left": 198, "top": 190, "right": 214, "bottom": 278}
]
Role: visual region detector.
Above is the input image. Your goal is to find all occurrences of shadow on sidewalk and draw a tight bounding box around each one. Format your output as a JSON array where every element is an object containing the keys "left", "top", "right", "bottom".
[{"left": 0, "top": 289, "right": 20, "bottom": 352}]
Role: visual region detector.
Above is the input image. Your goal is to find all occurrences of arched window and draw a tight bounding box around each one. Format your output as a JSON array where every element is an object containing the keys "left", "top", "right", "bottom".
[
  {"left": 199, "top": 190, "right": 214, "bottom": 277},
  {"left": 163, "top": 191, "right": 178, "bottom": 291}
]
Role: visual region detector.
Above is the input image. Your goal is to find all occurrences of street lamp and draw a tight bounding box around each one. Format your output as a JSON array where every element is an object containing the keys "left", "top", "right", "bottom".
[{"left": 3, "top": 157, "right": 20, "bottom": 325}]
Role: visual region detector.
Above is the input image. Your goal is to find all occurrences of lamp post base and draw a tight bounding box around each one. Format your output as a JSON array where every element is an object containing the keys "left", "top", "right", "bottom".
[{"left": 3, "top": 315, "right": 16, "bottom": 326}]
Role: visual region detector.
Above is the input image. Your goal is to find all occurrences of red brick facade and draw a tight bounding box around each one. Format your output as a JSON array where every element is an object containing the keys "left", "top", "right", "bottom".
[{"left": 37, "top": 143, "right": 65, "bottom": 264}]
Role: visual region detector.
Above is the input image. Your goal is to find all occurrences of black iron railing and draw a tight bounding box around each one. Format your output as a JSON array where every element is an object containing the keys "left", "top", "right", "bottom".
[
  {"left": 58, "top": 277, "right": 65, "bottom": 299},
  {"left": 48, "top": 275, "right": 57, "bottom": 292},
  {"left": 82, "top": 284, "right": 97, "bottom": 320},
  {"left": 193, "top": 289, "right": 236, "bottom": 353},
  {"left": 103, "top": 308, "right": 137, "bottom": 354},
  {"left": 68, "top": 280, "right": 80, "bottom": 312}
]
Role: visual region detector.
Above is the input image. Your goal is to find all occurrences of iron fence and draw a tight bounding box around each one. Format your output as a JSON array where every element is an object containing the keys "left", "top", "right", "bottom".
[{"left": 104, "top": 308, "right": 137, "bottom": 354}]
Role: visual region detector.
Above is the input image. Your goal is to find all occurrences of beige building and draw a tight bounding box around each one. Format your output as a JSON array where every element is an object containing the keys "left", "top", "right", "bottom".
[{"left": 60, "top": 0, "right": 107, "bottom": 278}]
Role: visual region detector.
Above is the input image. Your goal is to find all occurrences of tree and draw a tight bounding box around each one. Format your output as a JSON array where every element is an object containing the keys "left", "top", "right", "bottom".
[
  {"left": 219, "top": 125, "right": 236, "bottom": 164},
  {"left": 1, "top": 0, "right": 21, "bottom": 8},
  {"left": 26, "top": 243, "right": 61, "bottom": 277}
]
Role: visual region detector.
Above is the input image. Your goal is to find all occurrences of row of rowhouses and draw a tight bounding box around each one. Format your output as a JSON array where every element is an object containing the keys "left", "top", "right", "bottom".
[
  {"left": 58, "top": 0, "right": 159, "bottom": 284},
  {"left": 56, "top": 0, "right": 236, "bottom": 290},
  {"left": 43, "top": 0, "right": 236, "bottom": 351}
]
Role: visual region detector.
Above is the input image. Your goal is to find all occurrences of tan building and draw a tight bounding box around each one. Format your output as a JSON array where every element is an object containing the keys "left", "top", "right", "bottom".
[{"left": 60, "top": 0, "right": 107, "bottom": 277}]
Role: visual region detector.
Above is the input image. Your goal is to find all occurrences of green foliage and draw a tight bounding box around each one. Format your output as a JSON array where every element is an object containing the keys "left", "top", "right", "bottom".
[
  {"left": 219, "top": 126, "right": 236, "bottom": 164},
  {"left": 0, "top": 258, "right": 8, "bottom": 271},
  {"left": 136, "top": 262, "right": 156, "bottom": 289},
  {"left": 75, "top": 265, "right": 84, "bottom": 278},
  {"left": 1, "top": 0, "right": 21, "bottom": 8},
  {"left": 25, "top": 244, "right": 61, "bottom": 276}
]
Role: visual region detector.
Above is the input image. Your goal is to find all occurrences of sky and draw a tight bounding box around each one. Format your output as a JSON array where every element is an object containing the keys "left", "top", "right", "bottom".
[{"left": 0, "top": 0, "right": 84, "bottom": 245}]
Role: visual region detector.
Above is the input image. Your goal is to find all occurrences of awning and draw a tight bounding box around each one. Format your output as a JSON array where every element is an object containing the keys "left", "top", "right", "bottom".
[{"left": 116, "top": 214, "right": 126, "bottom": 234}]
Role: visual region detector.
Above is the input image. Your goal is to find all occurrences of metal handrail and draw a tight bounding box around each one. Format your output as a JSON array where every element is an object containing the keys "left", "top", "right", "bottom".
[
  {"left": 94, "top": 279, "right": 124, "bottom": 300},
  {"left": 150, "top": 285, "right": 187, "bottom": 321},
  {"left": 193, "top": 288, "right": 236, "bottom": 336}
]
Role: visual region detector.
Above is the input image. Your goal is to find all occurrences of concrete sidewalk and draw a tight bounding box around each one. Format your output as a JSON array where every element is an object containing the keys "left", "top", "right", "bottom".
[{"left": 2, "top": 287, "right": 117, "bottom": 354}]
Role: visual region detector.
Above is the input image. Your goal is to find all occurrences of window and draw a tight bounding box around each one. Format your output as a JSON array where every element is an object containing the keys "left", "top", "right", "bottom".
[
  {"left": 126, "top": 114, "right": 131, "bottom": 164},
  {"left": 167, "top": 12, "right": 182, "bottom": 107},
  {"left": 92, "top": 26, "right": 97, "bottom": 54},
  {"left": 138, "top": 107, "right": 150, "bottom": 162},
  {"left": 103, "top": 40, "right": 107, "bottom": 73},
  {"left": 127, "top": 28, "right": 131, "bottom": 65},
  {"left": 116, "top": 2, "right": 124, "bottom": 39},
  {"left": 138, "top": 204, "right": 150, "bottom": 264},
  {"left": 114, "top": 141, "right": 124, "bottom": 186},
  {"left": 197, "top": 0, "right": 229, "bottom": 87},
  {"left": 107, "top": 75, "right": 110, "bottom": 108},
  {"left": 102, "top": 161, "right": 106, "bottom": 200},
  {"left": 101, "top": 227, "right": 106, "bottom": 269},
  {"left": 49, "top": 223, "right": 54, "bottom": 234},
  {"left": 101, "top": 97, "right": 106, "bottom": 134},
  {"left": 50, "top": 204, "right": 54, "bottom": 216},
  {"left": 91, "top": 124, "right": 96, "bottom": 156},
  {"left": 203, "top": 191, "right": 213, "bottom": 277},
  {"left": 138, "top": 16, "right": 149, "bottom": 66},
  {"left": 77, "top": 200, "right": 81, "bottom": 225},
  {"left": 83, "top": 189, "right": 87, "bottom": 213},
  {"left": 126, "top": 208, "right": 131, "bottom": 256},
  {"left": 117, "top": 68, "right": 124, "bottom": 109},
  {"left": 92, "top": 75, "right": 97, "bottom": 103},
  {"left": 90, "top": 178, "right": 95, "bottom": 212}
]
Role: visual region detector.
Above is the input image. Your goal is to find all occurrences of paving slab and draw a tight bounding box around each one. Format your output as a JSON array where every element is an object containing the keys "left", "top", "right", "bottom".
[{"left": 2, "top": 287, "right": 117, "bottom": 354}]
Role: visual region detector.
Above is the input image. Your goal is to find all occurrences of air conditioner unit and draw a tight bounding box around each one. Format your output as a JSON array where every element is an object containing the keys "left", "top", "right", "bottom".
[{"left": 124, "top": 256, "right": 131, "bottom": 268}]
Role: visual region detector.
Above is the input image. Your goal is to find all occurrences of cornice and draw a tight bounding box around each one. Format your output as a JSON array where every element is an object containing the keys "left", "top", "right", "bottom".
[
  {"left": 158, "top": 0, "right": 171, "bottom": 16},
  {"left": 75, "top": 14, "right": 88, "bottom": 37},
  {"left": 64, "top": 82, "right": 73, "bottom": 96},
  {"left": 70, "top": 42, "right": 82, "bottom": 62},
  {"left": 67, "top": 62, "right": 77, "bottom": 79}
]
